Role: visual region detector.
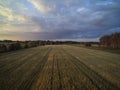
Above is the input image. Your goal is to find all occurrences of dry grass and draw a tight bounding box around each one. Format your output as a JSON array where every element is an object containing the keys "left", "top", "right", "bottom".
[{"left": 0, "top": 45, "right": 120, "bottom": 90}]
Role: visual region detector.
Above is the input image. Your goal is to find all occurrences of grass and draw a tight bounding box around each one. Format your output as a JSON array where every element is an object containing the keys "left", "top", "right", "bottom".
[
  {"left": 69, "top": 44, "right": 120, "bottom": 54},
  {"left": 0, "top": 45, "right": 120, "bottom": 90}
]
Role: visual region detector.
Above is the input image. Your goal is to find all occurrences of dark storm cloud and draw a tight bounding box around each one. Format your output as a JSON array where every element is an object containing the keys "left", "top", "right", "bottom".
[
  {"left": 0, "top": 0, "right": 120, "bottom": 40},
  {"left": 27, "top": 0, "right": 120, "bottom": 40}
]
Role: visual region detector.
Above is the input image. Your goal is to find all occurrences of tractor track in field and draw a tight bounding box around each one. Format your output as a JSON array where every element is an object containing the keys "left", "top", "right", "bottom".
[
  {"left": 56, "top": 54, "right": 62, "bottom": 90},
  {"left": 0, "top": 52, "right": 31, "bottom": 69},
  {"left": 1, "top": 51, "right": 41, "bottom": 75},
  {"left": 0, "top": 48, "right": 37, "bottom": 59},
  {"left": 50, "top": 54, "right": 55, "bottom": 90},
  {"left": 0, "top": 47, "right": 52, "bottom": 90},
  {"left": 1, "top": 48, "right": 49, "bottom": 75},
  {"left": 0, "top": 45, "right": 120, "bottom": 90},
  {"left": 17, "top": 48, "right": 52, "bottom": 90},
  {"left": 46, "top": 49, "right": 62, "bottom": 90},
  {"left": 57, "top": 48, "right": 82, "bottom": 90},
  {"left": 62, "top": 48, "right": 120, "bottom": 90}
]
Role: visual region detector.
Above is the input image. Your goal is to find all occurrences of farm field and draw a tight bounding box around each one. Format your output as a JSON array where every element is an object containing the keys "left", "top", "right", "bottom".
[
  {"left": 0, "top": 45, "right": 120, "bottom": 90},
  {"left": 69, "top": 44, "right": 120, "bottom": 54}
]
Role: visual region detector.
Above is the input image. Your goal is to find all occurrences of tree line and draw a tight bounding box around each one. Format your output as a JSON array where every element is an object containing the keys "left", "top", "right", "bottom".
[
  {"left": 100, "top": 32, "right": 120, "bottom": 49},
  {"left": 0, "top": 40, "right": 81, "bottom": 53},
  {"left": 0, "top": 40, "right": 74, "bottom": 53},
  {"left": 0, "top": 32, "right": 119, "bottom": 53},
  {"left": 0, "top": 41, "right": 42, "bottom": 53}
]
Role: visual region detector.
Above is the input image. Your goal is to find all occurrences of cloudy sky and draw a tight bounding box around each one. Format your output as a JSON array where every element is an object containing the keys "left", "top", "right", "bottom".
[{"left": 0, "top": 0, "right": 120, "bottom": 41}]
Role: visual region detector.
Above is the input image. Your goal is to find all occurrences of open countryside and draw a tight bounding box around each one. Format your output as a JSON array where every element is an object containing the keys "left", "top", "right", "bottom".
[
  {"left": 0, "top": 0, "right": 120, "bottom": 90},
  {"left": 0, "top": 45, "right": 120, "bottom": 90}
]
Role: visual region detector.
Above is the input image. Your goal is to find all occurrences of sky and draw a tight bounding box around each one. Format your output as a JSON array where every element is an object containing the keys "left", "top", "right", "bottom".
[{"left": 0, "top": 0, "right": 120, "bottom": 41}]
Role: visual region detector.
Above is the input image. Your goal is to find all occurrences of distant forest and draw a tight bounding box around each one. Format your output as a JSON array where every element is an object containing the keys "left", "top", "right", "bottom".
[
  {"left": 0, "top": 32, "right": 120, "bottom": 53},
  {"left": 100, "top": 32, "right": 120, "bottom": 49}
]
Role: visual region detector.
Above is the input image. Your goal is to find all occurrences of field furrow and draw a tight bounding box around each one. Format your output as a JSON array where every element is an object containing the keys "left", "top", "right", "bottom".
[
  {"left": 62, "top": 45, "right": 120, "bottom": 88},
  {"left": 0, "top": 45, "right": 120, "bottom": 90},
  {"left": 62, "top": 49, "right": 119, "bottom": 90}
]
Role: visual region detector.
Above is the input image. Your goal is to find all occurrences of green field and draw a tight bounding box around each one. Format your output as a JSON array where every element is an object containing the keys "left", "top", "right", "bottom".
[{"left": 0, "top": 45, "right": 120, "bottom": 90}]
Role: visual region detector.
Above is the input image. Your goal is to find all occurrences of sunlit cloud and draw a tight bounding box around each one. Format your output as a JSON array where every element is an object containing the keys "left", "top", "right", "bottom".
[
  {"left": 27, "top": 0, "right": 52, "bottom": 14},
  {"left": 0, "top": 6, "right": 28, "bottom": 23},
  {"left": 0, "top": 6, "right": 14, "bottom": 21}
]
